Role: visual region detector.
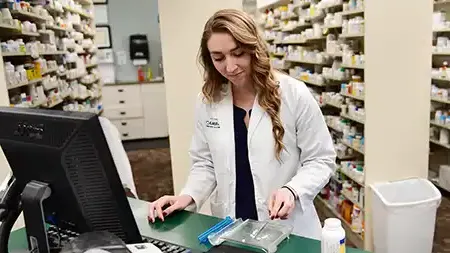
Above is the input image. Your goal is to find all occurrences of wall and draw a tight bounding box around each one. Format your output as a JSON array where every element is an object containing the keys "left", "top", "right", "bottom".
[
  {"left": 364, "top": 0, "right": 432, "bottom": 250},
  {"left": 108, "top": 0, "right": 162, "bottom": 82},
  {"left": 158, "top": 0, "right": 242, "bottom": 213}
]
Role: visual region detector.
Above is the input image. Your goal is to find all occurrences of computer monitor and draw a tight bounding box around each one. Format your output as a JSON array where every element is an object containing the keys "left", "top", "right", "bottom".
[{"left": 0, "top": 107, "right": 143, "bottom": 252}]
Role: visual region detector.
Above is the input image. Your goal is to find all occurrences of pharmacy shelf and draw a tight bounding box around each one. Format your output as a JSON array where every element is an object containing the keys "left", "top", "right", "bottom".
[
  {"left": 432, "top": 76, "right": 450, "bottom": 82},
  {"left": 341, "top": 63, "right": 365, "bottom": 69},
  {"left": 22, "top": 31, "right": 40, "bottom": 37},
  {"left": 435, "top": 0, "right": 450, "bottom": 7},
  {"left": 85, "top": 63, "right": 98, "bottom": 68},
  {"left": 338, "top": 168, "right": 365, "bottom": 187},
  {"left": 341, "top": 9, "right": 364, "bottom": 16},
  {"left": 286, "top": 58, "right": 330, "bottom": 65},
  {"left": 331, "top": 175, "right": 343, "bottom": 184},
  {"left": 432, "top": 52, "right": 450, "bottom": 56},
  {"left": 341, "top": 113, "right": 365, "bottom": 125},
  {"left": 280, "top": 14, "right": 298, "bottom": 21},
  {"left": 293, "top": 1, "right": 311, "bottom": 9},
  {"left": 46, "top": 25, "right": 73, "bottom": 33},
  {"left": 341, "top": 92, "right": 365, "bottom": 101},
  {"left": 429, "top": 176, "right": 450, "bottom": 196},
  {"left": 42, "top": 68, "right": 59, "bottom": 75},
  {"left": 275, "top": 39, "right": 306, "bottom": 45},
  {"left": 430, "top": 138, "right": 450, "bottom": 149},
  {"left": 67, "top": 73, "right": 87, "bottom": 81},
  {"left": 261, "top": 5, "right": 366, "bottom": 248},
  {"left": 0, "top": 23, "right": 40, "bottom": 37},
  {"left": 81, "top": 78, "right": 99, "bottom": 85},
  {"left": 337, "top": 152, "right": 355, "bottom": 160},
  {"left": 271, "top": 52, "right": 285, "bottom": 57},
  {"left": 325, "top": 76, "right": 348, "bottom": 82},
  {"left": 0, "top": 23, "right": 20, "bottom": 32},
  {"left": 62, "top": 5, "right": 93, "bottom": 19},
  {"left": 431, "top": 96, "right": 450, "bottom": 104},
  {"left": 340, "top": 33, "right": 364, "bottom": 39},
  {"left": 307, "top": 36, "right": 327, "bottom": 41},
  {"left": 322, "top": 24, "right": 342, "bottom": 29},
  {"left": 297, "top": 78, "right": 326, "bottom": 87},
  {"left": 431, "top": 121, "right": 450, "bottom": 131},
  {"left": 326, "top": 101, "right": 342, "bottom": 109},
  {"left": 322, "top": 3, "right": 343, "bottom": 9},
  {"left": 315, "top": 196, "right": 364, "bottom": 249},
  {"left": 433, "top": 28, "right": 450, "bottom": 33},
  {"left": 42, "top": 98, "right": 64, "bottom": 108},
  {"left": 342, "top": 141, "right": 365, "bottom": 155},
  {"left": 2, "top": 51, "right": 66, "bottom": 57},
  {"left": 258, "top": 0, "right": 291, "bottom": 11},
  {"left": 1, "top": 0, "right": 99, "bottom": 112},
  {"left": 327, "top": 123, "right": 343, "bottom": 133},
  {"left": 281, "top": 23, "right": 312, "bottom": 32},
  {"left": 42, "top": 51, "right": 67, "bottom": 55},
  {"left": 341, "top": 190, "right": 364, "bottom": 211},
  {"left": 11, "top": 10, "right": 49, "bottom": 22},
  {"left": 7, "top": 77, "right": 44, "bottom": 90}
]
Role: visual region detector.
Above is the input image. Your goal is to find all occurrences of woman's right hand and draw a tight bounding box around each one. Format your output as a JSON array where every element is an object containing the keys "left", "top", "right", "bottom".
[{"left": 148, "top": 194, "right": 194, "bottom": 223}]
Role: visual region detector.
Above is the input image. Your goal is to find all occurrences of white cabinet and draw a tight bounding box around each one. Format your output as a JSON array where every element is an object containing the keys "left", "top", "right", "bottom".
[
  {"left": 102, "top": 82, "right": 168, "bottom": 140},
  {"left": 141, "top": 83, "right": 169, "bottom": 138}
]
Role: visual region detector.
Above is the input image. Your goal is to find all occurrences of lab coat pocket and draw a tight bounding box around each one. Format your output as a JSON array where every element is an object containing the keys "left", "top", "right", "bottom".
[
  {"left": 205, "top": 130, "right": 230, "bottom": 175},
  {"left": 210, "top": 191, "right": 227, "bottom": 218},
  {"left": 256, "top": 198, "right": 270, "bottom": 221}
]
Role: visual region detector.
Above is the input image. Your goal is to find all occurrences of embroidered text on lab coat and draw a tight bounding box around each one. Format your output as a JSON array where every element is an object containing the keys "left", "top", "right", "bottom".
[{"left": 206, "top": 118, "right": 220, "bottom": 129}]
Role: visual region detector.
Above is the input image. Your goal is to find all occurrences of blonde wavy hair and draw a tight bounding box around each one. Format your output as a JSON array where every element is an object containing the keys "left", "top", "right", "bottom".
[{"left": 198, "top": 9, "right": 285, "bottom": 160}]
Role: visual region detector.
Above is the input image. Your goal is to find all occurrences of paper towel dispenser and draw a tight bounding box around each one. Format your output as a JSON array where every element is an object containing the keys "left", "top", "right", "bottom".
[{"left": 129, "top": 34, "right": 149, "bottom": 66}]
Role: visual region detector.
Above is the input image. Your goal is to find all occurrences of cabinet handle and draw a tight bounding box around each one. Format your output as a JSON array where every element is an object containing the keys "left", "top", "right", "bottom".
[
  {"left": 120, "top": 112, "right": 126, "bottom": 115},
  {"left": 121, "top": 122, "right": 127, "bottom": 126},
  {"left": 122, "top": 133, "right": 129, "bottom": 137},
  {"left": 118, "top": 89, "right": 124, "bottom": 92},
  {"left": 119, "top": 100, "right": 125, "bottom": 104}
]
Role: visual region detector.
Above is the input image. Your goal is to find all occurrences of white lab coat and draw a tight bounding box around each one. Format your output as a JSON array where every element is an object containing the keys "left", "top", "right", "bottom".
[
  {"left": 180, "top": 72, "right": 336, "bottom": 240},
  {"left": 99, "top": 117, "right": 138, "bottom": 197}
]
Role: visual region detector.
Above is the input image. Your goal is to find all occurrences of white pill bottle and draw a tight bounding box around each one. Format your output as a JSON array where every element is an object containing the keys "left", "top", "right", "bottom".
[{"left": 321, "top": 218, "right": 346, "bottom": 253}]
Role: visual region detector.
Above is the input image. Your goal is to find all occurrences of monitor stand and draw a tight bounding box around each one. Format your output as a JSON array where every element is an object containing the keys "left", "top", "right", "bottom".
[{"left": 22, "top": 180, "right": 52, "bottom": 253}]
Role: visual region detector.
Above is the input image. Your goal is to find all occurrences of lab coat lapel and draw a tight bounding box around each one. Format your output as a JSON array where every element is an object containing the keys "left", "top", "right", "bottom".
[
  {"left": 248, "top": 96, "right": 265, "bottom": 144},
  {"left": 216, "top": 84, "right": 234, "bottom": 173}
]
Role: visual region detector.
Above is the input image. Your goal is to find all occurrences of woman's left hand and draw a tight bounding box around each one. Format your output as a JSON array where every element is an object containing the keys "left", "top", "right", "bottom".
[{"left": 268, "top": 188, "right": 296, "bottom": 220}]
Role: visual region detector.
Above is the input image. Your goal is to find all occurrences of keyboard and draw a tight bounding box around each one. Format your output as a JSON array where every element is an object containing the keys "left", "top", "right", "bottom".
[
  {"left": 47, "top": 225, "right": 81, "bottom": 252},
  {"left": 46, "top": 225, "right": 192, "bottom": 253},
  {"left": 143, "top": 237, "right": 191, "bottom": 253}
]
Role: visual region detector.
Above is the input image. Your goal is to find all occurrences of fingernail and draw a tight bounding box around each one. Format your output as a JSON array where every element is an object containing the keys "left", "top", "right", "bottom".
[{"left": 163, "top": 211, "right": 167, "bottom": 216}]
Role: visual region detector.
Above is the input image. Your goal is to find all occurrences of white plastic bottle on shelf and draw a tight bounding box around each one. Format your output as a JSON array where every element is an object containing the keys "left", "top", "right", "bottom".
[
  {"left": 321, "top": 218, "right": 346, "bottom": 253},
  {"left": 351, "top": 205, "right": 363, "bottom": 233}
]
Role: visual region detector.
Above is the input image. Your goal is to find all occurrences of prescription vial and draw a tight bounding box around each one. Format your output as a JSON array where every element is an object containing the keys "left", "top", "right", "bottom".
[{"left": 321, "top": 218, "right": 346, "bottom": 253}]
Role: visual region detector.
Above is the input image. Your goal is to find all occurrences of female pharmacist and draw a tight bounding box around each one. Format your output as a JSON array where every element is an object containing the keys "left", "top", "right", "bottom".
[{"left": 148, "top": 9, "right": 336, "bottom": 239}]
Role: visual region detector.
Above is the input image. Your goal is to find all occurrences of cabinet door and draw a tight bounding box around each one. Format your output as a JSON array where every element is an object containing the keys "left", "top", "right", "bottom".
[{"left": 141, "top": 83, "right": 169, "bottom": 138}]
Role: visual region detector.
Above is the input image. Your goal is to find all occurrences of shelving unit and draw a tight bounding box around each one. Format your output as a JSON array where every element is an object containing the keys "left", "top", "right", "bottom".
[
  {"left": 258, "top": 0, "right": 365, "bottom": 248},
  {"left": 429, "top": 0, "right": 450, "bottom": 192},
  {"left": 0, "top": 0, "right": 103, "bottom": 114}
]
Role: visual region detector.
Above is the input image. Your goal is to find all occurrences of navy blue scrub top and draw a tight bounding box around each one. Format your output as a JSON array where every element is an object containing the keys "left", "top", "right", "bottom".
[{"left": 233, "top": 105, "right": 258, "bottom": 221}]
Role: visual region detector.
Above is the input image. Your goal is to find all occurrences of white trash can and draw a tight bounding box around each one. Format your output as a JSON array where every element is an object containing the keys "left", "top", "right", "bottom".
[{"left": 371, "top": 178, "right": 441, "bottom": 253}]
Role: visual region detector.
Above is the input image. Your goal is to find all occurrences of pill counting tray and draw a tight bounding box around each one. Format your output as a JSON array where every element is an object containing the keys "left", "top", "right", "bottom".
[{"left": 207, "top": 219, "right": 292, "bottom": 253}]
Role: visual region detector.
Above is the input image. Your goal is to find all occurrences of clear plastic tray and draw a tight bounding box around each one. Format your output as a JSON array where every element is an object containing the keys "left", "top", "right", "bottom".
[{"left": 207, "top": 219, "right": 292, "bottom": 253}]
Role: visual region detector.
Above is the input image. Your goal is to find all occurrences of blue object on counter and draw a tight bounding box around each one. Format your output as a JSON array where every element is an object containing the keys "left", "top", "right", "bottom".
[{"left": 197, "top": 216, "right": 233, "bottom": 244}]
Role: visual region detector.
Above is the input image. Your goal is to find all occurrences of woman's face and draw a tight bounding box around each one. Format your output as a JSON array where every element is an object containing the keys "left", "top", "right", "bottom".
[{"left": 207, "top": 32, "right": 252, "bottom": 87}]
